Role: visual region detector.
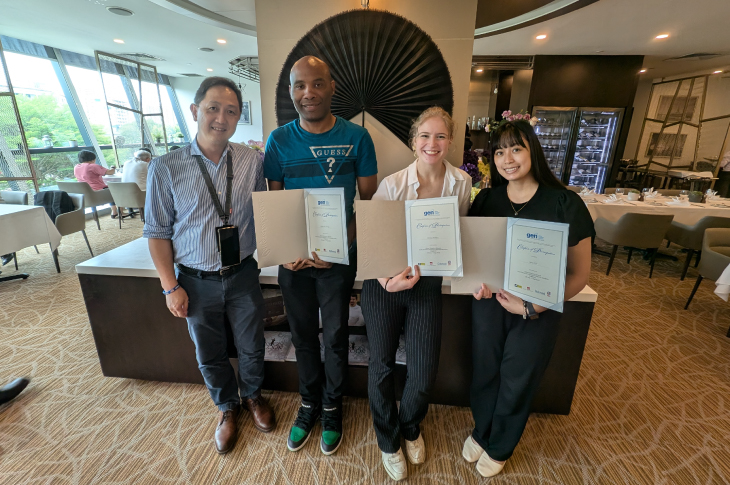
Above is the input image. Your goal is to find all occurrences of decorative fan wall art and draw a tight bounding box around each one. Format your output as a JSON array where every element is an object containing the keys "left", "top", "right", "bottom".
[{"left": 275, "top": 10, "right": 453, "bottom": 147}]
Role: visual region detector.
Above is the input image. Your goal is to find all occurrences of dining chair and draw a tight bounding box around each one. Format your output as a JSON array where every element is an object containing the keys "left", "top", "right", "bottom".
[
  {"left": 1, "top": 190, "right": 40, "bottom": 269},
  {"left": 50, "top": 193, "right": 93, "bottom": 273},
  {"left": 57, "top": 181, "right": 115, "bottom": 231},
  {"left": 595, "top": 213, "right": 675, "bottom": 277},
  {"left": 657, "top": 189, "right": 683, "bottom": 197},
  {"left": 684, "top": 229, "right": 730, "bottom": 328},
  {"left": 665, "top": 216, "right": 730, "bottom": 280},
  {"left": 107, "top": 183, "right": 146, "bottom": 230},
  {"left": 566, "top": 186, "right": 581, "bottom": 193}
]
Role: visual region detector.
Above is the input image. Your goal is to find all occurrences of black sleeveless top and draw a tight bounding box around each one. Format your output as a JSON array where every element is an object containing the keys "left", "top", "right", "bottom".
[{"left": 468, "top": 184, "right": 595, "bottom": 247}]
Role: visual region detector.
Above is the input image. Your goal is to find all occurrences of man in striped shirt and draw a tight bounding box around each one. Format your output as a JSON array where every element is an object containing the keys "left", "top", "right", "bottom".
[{"left": 144, "top": 77, "right": 275, "bottom": 454}]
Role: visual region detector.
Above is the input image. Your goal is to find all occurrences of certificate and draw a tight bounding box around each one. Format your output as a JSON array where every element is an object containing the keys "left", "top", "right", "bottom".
[
  {"left": 304, "top": 188, "right": 349, "bottom": 265},
  {"left": 405, "top": 196, "right": 463, "bottom": 277},
  {"left": 504, "top": 218, "right": 569, "bottom": 312}
]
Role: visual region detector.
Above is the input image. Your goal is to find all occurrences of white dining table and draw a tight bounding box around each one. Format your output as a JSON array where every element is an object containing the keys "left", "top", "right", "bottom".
[
  {"left": 583, "top": 195, "right": 730, "bottom": 225},
  {"left": 0, "top": 204, "right": 62, "bottom": 256}
]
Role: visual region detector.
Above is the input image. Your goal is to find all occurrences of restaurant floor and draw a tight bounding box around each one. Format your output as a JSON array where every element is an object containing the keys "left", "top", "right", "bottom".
[{"left": 1, "top": 216, "right": 729, "bottom": 485}]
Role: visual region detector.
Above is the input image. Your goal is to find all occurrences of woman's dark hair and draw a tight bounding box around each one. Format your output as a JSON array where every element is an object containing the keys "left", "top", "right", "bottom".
[
  {"left": 194, "top": 76, "right": 243, "bottom": 111},
  {"left": 488, "top": 120, "right": 565, "bottom": 189},
  {"left": 78, "top": 150, "right": 97, "bottom": 163}
]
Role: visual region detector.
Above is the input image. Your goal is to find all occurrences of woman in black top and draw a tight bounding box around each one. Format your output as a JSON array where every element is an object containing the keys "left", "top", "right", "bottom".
[{"left": 461, "top": 120, "right": 595, "bottom": 478}]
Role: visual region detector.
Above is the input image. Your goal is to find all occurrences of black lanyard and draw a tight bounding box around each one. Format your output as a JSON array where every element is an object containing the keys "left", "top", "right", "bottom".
[{"left": 194, "top": 151, "right": 233, "bottom": 225}]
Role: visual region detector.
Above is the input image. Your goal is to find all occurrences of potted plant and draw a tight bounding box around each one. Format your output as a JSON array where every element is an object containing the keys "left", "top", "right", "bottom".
[
  {"left": 151, "top": 128, "right": 163, "bottom": 144},
  {"left": 67, "top": 139, "right": 78, "bottom": 148},
  {"left": 627, "top": 189, "right": 640, "bottom": 201},
  {"left": 688, "top": 190, "right": 703, "bottom": 203},
  {"left": 174, "top": 132, "right": 184, "bottom": 142}
]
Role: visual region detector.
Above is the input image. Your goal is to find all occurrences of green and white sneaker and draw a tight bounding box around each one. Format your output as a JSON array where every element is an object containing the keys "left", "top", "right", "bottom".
[
  {"left": 287, "top": 401, "right": 320, "bottom": 452},
  {"left": 320, "top": 405, "right": 342, "bottom": 455}
]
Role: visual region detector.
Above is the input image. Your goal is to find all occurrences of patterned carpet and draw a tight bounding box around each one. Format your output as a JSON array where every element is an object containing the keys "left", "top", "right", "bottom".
[{"left": 1, "top": 215, "right": 729, "bottom": 484}]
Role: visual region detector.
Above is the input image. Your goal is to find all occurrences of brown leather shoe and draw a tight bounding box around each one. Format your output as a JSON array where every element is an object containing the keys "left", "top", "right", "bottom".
[
  {"left": 245, "top": 395, "right": 276, "bottom": 433},
  {"left": 214, "top": 408, "right": 238, "bottom": 454}
]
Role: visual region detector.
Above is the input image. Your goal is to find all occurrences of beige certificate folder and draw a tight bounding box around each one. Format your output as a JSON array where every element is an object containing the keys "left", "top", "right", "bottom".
[
  {"left": 355, "top": 200, "right": 408, "bottom": 279},
  {"left": 252, "top": 190, "right": 309, "bottom": 268},
  {"left": 450, "top": 217, "right": 507, "bottom": 294}
]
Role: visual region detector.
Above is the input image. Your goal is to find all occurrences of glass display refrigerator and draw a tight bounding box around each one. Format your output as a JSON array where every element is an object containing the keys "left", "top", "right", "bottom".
[
  {"left": 532, "top": 107, "right": 578, "bottom": 180},
  {"left": 531, "top": 106, "right": 624, "bottom": 193}
]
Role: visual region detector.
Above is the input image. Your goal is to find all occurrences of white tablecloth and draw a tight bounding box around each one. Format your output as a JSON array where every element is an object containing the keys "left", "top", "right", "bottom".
[
  {"left": 584, "top": 196, "right": 730, "bottom": 225},
  {"left": 102, "top": 175, "right": 122, "bottom": 184},
  {"left": 715, "top": 263, "right": 730, "bottom": 301},
  {"left": 0, "top": 205, "right": 62, "bottom": 254}
]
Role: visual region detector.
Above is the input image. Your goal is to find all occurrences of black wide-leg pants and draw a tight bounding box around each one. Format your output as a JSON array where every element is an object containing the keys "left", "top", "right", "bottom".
[
  {"left": 470, "top": 296, "right": 560, "bottom": 461},
  {"left": 361, "top": 276, "right": 443, "bottom": 453}
]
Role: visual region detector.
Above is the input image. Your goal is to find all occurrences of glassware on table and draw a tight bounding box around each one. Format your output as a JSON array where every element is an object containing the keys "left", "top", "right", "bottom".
[{"left": 615, "top": 188, "right": 625, "bottom": 197}]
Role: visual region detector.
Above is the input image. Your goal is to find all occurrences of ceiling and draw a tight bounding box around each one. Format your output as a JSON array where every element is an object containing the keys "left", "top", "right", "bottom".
[
  {"left": 472, "top": 0, "right": 730, "bottom": 79},
  {"left": 0, "top": 0, "right": 729, "bottom": 81},
  {"left": 0, "top": 0, "right": 258, "bottom": 78}
]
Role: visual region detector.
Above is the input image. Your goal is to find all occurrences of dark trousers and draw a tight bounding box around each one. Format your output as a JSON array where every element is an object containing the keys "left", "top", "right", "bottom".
[
  {"left": 178, "top": 257, "right": 265, "bottom": 412},
  {"left": 361, "top": 277, "right": 443, "bottom": 453},
  {"left": 470, "top": 297, "right": 560, "bottom": 461},
  {"left": 716, "top": 171, "right": 730, "bottom": 198},
  {"left": 278, "top": 255, "right": 357, "bottom": 408}
]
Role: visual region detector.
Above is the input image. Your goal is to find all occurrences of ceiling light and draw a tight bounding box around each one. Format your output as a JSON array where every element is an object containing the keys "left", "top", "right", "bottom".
[
  {"left": 199, "top": 47, "right": 214, "bottom": 52},
  {"left": 113, "top": 39, "right": 125, "bottom": 44},
  {"left": 639, "top": 69, "right": 647, "bottom": 73},
  {"left": 217, "top": 39, "right": 227, "bottom": 44},
  {"left": 595, "top": 50, "right": 604, "bottom": 53},
  {"left": 714, "top": 70, "right": 723, "bottom": 74},
  {"left": 207, "top": 68, "right": 213, "bottom": 72},
  {"left": 535, "top": 34, "right": 547, "bottom": 40},
  {"left": 476, "top": 69, "right": 483, "bottom": 72},
  {"left": 107, "top": 7, "right": 134, "bottom": 16},
  {"left": 655, "top": 34, "right": 669, "bottom": 39}
]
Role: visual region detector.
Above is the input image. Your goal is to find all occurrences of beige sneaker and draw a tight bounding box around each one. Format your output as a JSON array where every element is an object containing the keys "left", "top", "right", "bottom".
[
  {"left": 462, "top": 435, "right": 484, "bottom": 463},
  {"left": 405, "top": 434, "right": 425, "bottom": 464},
  {"left": 476, "top": 452, "right": 505, "bottom": 478},
  {"left": 382, "top": 449, "right": 408, "bottom": 481}
]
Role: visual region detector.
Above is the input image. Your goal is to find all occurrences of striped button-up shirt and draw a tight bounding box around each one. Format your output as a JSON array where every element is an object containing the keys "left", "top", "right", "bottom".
[{"left": 143, "top": 139, "right": 266, "bottom": 271}]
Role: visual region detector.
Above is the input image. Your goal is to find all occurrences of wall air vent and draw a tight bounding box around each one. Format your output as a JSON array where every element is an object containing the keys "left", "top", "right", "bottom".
[
  {"left": 664, "top": 53, "right": 722, "bottom": 62},
  {"left": 118, "top": 53, "right": 165, "bottom": 61},
  {"left": 471, "top": 55, "right": 534, "bottom": 70},
  {"left": 178, "top": 73, "right": 203, "bottom": 77}
]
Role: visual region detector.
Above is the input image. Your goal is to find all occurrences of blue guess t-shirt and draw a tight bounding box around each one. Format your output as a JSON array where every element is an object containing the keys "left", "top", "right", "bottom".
[{"left": 263, "top": 116, "right": 378, "bottom": 223}]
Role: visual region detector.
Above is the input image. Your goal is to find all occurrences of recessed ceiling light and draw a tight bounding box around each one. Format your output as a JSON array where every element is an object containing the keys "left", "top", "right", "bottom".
[
  {"left": 113, "top": 39, "right": 125, "bottom": 44},
  {"left": 217, "top": 39, "right": 227, "bottom": 44},
  {"left": 714, "top": 70, "right": 723, "bottom": 74},
  {"left": 199, "top": 47, "right": 214, "bottom": 52},
  {"left": 595, "top": 50, "right": 604, "bottom": 53},
  {"left": 639, "top": 69, "right": 647, "bottom": 73},
  {"left": 655, "top": 34, "right": 669, "bottom": 39},
  {"left": 535, "top": 34, "right": 547, "bottom": 40},
  {"left": 207, "top": 68, "right": 213, "bottom": 72},
  {"left": 476, "top": 69, "right": 483, "bottom": 73},
  {"left": 107, "top": 6, "right": 134, "bottom": 16}
]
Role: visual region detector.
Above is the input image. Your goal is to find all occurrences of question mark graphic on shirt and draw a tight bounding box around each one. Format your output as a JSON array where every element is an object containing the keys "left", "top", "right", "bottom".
[{"left": 327, "top": 157, "right": 335, "bottom": 173}]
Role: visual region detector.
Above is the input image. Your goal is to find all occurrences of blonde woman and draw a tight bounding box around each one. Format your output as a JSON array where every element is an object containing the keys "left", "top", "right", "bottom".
[{"left": 361, "top": 107, "right": 471, "bottom": 481}]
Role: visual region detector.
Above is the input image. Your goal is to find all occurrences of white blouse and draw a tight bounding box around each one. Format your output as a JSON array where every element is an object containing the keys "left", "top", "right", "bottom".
[{"left": 372, "top": 159, "right": 473, "bottom": 216}]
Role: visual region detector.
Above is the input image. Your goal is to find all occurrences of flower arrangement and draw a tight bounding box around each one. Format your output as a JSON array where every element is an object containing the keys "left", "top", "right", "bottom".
[
  {"left": 487, "top": 110, "right": 539, "bottom": 132},
  {"left": 246, "top": 140, "right": 265, "bottom": 162},
  {"left": 460, "top": 150, "right": 481, "bottom": 185}
]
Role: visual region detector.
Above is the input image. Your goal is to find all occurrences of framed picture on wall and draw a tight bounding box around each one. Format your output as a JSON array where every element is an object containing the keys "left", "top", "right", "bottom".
[
  {"left": 646, "top": 132, "right": 688, "bottom": 158},
  {"left": 238, "top": 101, "right": 252, "bottom": 125},
  {"left": 655, "top": 96, "right": 698, "bottom": 123}
]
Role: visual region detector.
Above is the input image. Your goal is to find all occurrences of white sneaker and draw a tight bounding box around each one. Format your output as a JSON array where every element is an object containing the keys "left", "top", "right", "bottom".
[
  {"left": 382, "top": 449, "right": 408, "bottom": 481},
  {"left": 405, "top": 434, "right": 425, "bottom": 464},
  {"left": 462, "top": 435, "right": 484, "bottom": 463},
  {"left": 476, "top": 452, "right": 505, "bottom": 478}
]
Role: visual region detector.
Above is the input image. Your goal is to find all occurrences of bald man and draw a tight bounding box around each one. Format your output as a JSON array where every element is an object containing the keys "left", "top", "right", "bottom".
[{"left": 264, "top": 56, "right": 378, "bottom": 456}]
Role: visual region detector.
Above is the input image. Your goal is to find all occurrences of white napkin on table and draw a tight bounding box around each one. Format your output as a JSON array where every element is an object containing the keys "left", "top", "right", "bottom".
[
  {"left": 666, "top": 197, "right": 690, "bottom": 207},
  {"left": 714, "top": 263, "right": 730, "bottom": 302},
  {"left": 644, "top": 187, "right": 658, "bottom": 198},
  {"left": 601, "top": 194, "right": 622, "bottom": 204},
  {"left": 579, "top": 187, "right": 595, "bottom": 196}
]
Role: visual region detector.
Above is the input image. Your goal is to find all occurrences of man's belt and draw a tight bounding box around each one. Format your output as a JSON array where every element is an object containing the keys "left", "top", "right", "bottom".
[{"left": 177, "top": 254, "right": 253, "bottom": 277}]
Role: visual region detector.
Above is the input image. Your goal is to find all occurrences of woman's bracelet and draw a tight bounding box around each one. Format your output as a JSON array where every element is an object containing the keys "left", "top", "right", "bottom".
[
  {"left": 384, "top": 278, "right": 392, "bottom": 292},
  {"left": 162, "top": 284, "right": 180, "bottom": 295}
]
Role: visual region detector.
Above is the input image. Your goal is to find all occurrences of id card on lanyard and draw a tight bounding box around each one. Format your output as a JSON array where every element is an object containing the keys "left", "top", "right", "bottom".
[{"left": 194, "top": 151, "right": 241, "bottom": 267}]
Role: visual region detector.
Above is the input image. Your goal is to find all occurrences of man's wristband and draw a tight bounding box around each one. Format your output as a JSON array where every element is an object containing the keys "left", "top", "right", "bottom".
[{"left": 162, "top": 284, "right": 180, "bottom": 295}]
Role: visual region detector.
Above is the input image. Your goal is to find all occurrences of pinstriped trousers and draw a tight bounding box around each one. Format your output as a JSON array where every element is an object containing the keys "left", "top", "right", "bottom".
[{"left": 361, "top": 277, "right": 443, "bottom": 453}]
